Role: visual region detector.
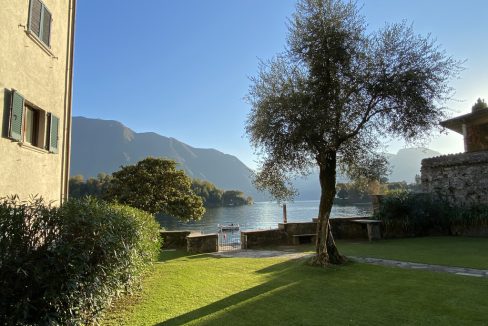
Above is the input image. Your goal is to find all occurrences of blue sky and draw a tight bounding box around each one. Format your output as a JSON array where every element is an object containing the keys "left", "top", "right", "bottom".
[{"left": 73, "top": 0, "right": 488, "bottom": 169}]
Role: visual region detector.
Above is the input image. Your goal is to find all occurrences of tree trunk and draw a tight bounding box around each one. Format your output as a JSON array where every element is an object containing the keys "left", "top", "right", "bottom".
[{"left": 311, "top": 151, "right": 347, "bottom": 267}]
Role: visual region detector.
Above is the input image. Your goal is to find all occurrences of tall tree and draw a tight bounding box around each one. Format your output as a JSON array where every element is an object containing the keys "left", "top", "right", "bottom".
[
  {"left": 246, "top": 0, "right": 461, "bottom": 266},
  {"left": 105, "top": 158, "right": 205, "bottom": 220}
]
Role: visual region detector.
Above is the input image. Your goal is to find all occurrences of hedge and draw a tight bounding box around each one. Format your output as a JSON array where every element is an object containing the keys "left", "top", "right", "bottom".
[{"left": 0, "top": 196, "right": 161, "bottom": 325}]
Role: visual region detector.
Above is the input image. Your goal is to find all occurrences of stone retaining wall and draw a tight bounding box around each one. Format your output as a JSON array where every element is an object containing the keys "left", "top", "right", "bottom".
[
  {"left": 160, "top": 230, "right": 191, "bottom": 249},
  {"left": 279, "top": 222, "right": 316, "bottom": 236},
  {"left": 241, "top": 229, "right": 287, "bottom": 249},
  {"left": 421, "top": 151, "right": 488, "bottom": 206},
  {"left": 242, "top": 218, "right": 372, "bottom": 248},
  {"left": 331, "top": 218, "right": 369, "bottom": 240},
  {"left": 186, "top": 233, "right": 218, "bottom": 254}
]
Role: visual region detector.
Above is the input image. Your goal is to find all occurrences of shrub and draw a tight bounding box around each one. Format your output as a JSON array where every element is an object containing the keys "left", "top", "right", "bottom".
[
  {"left": 376, "top": 192, "right": 488, "bottom": 237},
  {"left": 0, "top": 196, "right": 161, "bottom": 325}
]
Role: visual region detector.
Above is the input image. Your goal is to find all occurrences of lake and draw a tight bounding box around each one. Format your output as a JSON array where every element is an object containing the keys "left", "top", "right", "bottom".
[{"left": 158, "top": 200, "right": 373, "bottom": 233}]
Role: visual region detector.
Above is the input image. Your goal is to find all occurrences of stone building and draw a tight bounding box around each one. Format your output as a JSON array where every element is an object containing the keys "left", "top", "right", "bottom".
[
  {"left": 0, "top": 0, "right": 76, "bottom": 203},
  {"left": 421, "top": 105, "right": 488, "bottom": 206}
]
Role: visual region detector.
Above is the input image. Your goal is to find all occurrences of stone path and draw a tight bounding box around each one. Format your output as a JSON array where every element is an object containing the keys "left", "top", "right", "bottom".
[
  {"left": 212, "top": 249, "right": 312, "bottom": 260},
  {"left": 349, "top": 256, "right": 488, "bottom": 278},
  {"left": 212, "top": 250, "right": 488, "bottom": 278}
]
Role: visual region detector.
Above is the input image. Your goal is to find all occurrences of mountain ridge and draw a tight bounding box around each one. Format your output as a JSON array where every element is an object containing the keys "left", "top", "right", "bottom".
[
  {"left": 71, "top": 116, "right": 443, "bottom": 201},
  {"left": 70, "top": 116, "right": 266, "bottom": 200}
]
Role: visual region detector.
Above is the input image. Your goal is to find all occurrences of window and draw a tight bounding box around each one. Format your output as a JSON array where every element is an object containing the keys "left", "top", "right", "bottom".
[
  {"left": 24, "top": 106, "right": 39, "bottom": 146},
  {"left": 9, "top": 90, "right": 59, "bottom": 153},
  {"left": 28, "top": 0, "right": 52, "bottom": 48}
]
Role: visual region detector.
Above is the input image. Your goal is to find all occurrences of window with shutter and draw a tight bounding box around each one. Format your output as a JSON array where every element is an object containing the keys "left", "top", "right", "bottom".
[
  {"left": 28, "top": 0, "right": 52, "bottom": 48},
  {"left": 48, "top": 114, "right": 59, "bottom": 153},
  {"left": 41, "top": 8, "right": 51, "bottom": 46},
  {"left": 9, "top": 91, "right": 25, "bottom": 142},
  {"left": 29, "top": 0, "right": 42, "bottom": 37}
]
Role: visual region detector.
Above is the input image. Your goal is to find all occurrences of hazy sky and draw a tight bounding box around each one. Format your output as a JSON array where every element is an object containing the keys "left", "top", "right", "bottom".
[{"left": 73, "top": 0, "right": 488, "bottom": 169}]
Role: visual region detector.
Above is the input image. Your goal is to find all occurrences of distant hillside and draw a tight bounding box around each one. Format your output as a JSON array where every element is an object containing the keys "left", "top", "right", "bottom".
[
  {"left": 71, "top": 117, "right": 442, "bottom": 202},
  {"left": 292, "top": 148, "right": 441, "bottom": 200},
  {"left": 387, "top": 148, "right": 441, "bottom": 182},
  {"left": 70, "top": 117, "right": 267, "bottom": 201}
]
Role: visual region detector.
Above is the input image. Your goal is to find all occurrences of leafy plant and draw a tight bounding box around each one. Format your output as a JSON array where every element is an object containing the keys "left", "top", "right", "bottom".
[
  {"left": 105, "top": 157, "right": 205, "bottom": 221},
  {"left": 375, "top": 192, "right": 488, "bottom": 237},
  {"left": 0, "top": 196, "right": 161, "bottom": 325}
]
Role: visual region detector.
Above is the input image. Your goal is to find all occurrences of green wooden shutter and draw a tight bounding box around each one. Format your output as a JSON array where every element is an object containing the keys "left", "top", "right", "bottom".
[
  {"left": 41, "top": 6, "right": 51, "bottom": 46},
  {"left": 9, "top": 91, "right": 24, "bottom": 142},
  {"left": 49, "top": 114, "right": 59, "bottom": 153},
  {"left": 29, "top": 0, "right": 42, "bottom": 38}
]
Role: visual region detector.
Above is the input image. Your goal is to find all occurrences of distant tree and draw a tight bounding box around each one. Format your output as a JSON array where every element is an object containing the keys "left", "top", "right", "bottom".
[
  {"left": 336, "top": 189, "right": 348, "bottom": 200},
  {"left": 69, "top": 173, "right": 112, "bottom": 199},
  {"left": 336, "top": 184, "right": 349, "bottom": 199},
  {"left": 105, "top": 158, "right": 205, "bottom": 220},
  {"left": 472, "top": 98, "right": 488, "bottom": 112},
  {"left": 191, "top": 179, "right": 224, "bottom": 207},
  {"left": 246, "top": 0, "right": 461, "bottom": 266},
  {"left": 222, "top": 190, "right": 252, "bottom": 206}
]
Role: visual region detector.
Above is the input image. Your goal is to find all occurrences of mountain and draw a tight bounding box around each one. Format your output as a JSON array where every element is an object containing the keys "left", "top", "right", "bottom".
[
  {"left": 70, "top": 117, "right": 267, "bottom": 200},
  {"left": 387, "top": 148, "right": 441, "bottom": 182},
  {"left": 70, "top": 116, "right": 442, "bottom": 202},
  {"left": 292, "top": 148, "right": 442, "bottom": 200}
]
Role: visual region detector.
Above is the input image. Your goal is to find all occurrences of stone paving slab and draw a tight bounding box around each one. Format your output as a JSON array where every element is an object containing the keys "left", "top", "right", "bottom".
[
  {"left": 211, "top": 249, "right": 312, "bottom": 259},
  {"left": 350, "top": 256, "right": 488, "bottom": 278}
]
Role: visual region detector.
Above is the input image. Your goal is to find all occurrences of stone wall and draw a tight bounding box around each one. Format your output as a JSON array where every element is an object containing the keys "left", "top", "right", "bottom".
[
  {"left": 241, "top": 229, "right": 287, "bottom": 249},
  {"left": 421, "top": 151, "right": 488, "bottom": 206},
  {"left": 160, "top": 230, "right": 191, "bottom": 249},
  {"left": 279, "top": 222, "right": 317, "bottom": 236},
  {"left": 331, "top": 218, "right": 369, "bottom": 240},
  {"left": 241, "top": 219, "right": 371, "bottom": 248},
  {"left": 186, "top": 233, "right": 218, "bottom": 254}
]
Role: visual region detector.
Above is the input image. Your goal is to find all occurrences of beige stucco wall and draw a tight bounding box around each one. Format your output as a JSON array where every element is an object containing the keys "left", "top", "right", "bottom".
[{"left": 0, "top": 0, "right": 75, "bottom": 204}]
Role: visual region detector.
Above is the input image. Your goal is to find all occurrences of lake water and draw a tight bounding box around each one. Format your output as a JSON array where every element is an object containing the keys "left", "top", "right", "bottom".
[{"left": 158, "top": 200, "right": 372, "bottom": 233}]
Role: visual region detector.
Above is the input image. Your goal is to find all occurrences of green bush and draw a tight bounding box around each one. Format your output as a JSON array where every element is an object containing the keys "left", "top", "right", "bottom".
[
  {"left": 376, "top": 191, "right": 488, "bottom": 236},
  {"left": 0, "top": 196, "right": 161, "bottom": 325}
]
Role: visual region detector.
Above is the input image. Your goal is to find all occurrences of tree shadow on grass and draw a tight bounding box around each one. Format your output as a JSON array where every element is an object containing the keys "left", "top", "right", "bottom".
[
  {"left": 153, "top": 258, "right": 488, "bottom": 326},
  {"left": 154, "top": 259, "right": 306, "bottom": 326}
]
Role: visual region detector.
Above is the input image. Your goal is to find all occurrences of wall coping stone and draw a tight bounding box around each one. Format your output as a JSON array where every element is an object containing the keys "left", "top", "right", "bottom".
[
  {"left": 241, "top": 229, "right": 280, "bottom": 234},
  {"left": 422, "top": 151, "right": 488, "bottom": 168},
  {"left": 186, "top": 233, "right": 217, "bottom": 238},
  {"left": 160, "top": 230, "right": 192, "bottom": 234}
]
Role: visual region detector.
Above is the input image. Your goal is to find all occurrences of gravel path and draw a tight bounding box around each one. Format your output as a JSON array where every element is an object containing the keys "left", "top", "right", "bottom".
[{"left": 212, "top": 250, "right": 488, "bottom": 278}]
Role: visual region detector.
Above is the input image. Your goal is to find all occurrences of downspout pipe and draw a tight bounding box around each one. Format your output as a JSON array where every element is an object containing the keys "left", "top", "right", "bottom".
[{"left": 61, "top": 0, "right": 76, "bottom": 203}]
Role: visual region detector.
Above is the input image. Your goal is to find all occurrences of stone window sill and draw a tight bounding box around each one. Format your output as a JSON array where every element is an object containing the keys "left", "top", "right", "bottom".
[
  {"left": 25, "top": 30, "right": 55, "bottom": 58},
  {"left": 17, "top": 141, "right": 50, "bottom": 154}
]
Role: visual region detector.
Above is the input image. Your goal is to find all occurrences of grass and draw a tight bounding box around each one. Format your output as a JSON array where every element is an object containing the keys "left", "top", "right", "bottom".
[
  {"left": 102, "top": 246, "right": 488, "bottom": 325},
  {"left": 337, "top": 236, "right": 488, "bottom": 269}
]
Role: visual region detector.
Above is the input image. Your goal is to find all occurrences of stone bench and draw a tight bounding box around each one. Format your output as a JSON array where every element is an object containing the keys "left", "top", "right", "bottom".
[
  {"left": 291, "top": 233, "right": 316, "bottom": 245},
  {"left": 351, "top": 219, "right": 382, "bottom": 241}
]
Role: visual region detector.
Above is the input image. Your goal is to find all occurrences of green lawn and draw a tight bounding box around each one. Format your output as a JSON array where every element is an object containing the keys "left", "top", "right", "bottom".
[
  {"left": 102, "top": 247, "right": 488, "bottom": 325},
  {"left": 337, "top": 236, "right": 488, "bottom": 269}
]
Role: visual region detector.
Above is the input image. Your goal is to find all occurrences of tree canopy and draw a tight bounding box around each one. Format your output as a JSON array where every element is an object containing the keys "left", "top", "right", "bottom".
[
  {"left": 191, "top": 179, "right": 253, "bottom": 207},
  {"left": 104, "top": 158, "right": 205, "bottom": 221},
  {"left": 246, "top": 0, "right": 461, "bottom": 266},
  {"left": 472, "top": 98, "right": 488, "bottom": 112}
]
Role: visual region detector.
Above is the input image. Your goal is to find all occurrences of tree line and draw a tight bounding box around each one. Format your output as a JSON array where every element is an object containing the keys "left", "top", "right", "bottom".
[{"left": 69, "top": 159, "right": 253, "bottom": 218}]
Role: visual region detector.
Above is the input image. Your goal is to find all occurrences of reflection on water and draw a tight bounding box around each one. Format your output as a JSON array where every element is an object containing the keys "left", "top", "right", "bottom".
[{"left": 158, "top": 200, "right": 372, "bottom": 233}]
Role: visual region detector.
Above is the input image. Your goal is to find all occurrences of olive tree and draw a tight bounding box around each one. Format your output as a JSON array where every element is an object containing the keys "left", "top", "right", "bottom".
[
  {"left": 246, "top": 0, "right": 461, "bottom": 266},
  {"left": 105, "top": 157, "right": 205, "bottom": 220}
]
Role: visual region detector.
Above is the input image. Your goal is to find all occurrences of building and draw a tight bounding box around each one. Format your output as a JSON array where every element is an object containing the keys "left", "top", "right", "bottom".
[
  {"left": 421, "top": 104, "right": 488, "bottom": 206},
  {"left": 0, "top": 0, "right": 76, "bottom": 203}
]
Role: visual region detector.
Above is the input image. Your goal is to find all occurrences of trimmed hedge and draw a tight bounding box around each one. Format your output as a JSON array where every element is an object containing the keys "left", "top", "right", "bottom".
[
  {"left": 0, "top": 196, "right": 161, "bottom": 325},
  {"left": 375, "top": 191, "right": 488, "bottom": 237}
]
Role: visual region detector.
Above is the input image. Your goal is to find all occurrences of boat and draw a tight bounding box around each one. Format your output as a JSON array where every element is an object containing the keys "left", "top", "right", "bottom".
[{"left": 218, "top": 223, "right": 240, "bottom": 231}]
